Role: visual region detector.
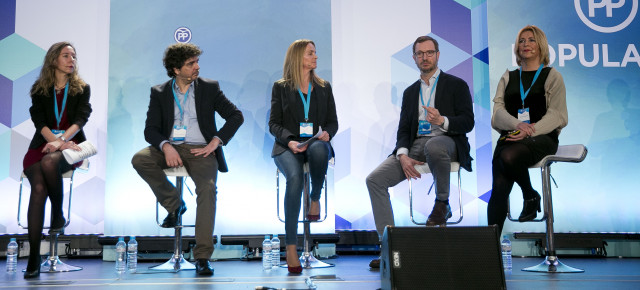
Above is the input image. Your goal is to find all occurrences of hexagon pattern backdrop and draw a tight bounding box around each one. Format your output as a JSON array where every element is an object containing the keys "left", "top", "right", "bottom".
[
  {"left": 331, "top": 0, "right": 491, "bottom": 231},
  {"left": 0, "top": 0, "right": 110, "bottom": 235},
  {"left": 2, "top": 0, "right": 638, "bottom": 238}
]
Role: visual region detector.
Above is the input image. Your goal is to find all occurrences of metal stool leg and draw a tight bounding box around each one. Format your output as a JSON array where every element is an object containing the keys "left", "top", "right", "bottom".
[
  {"left": 150, "top": 176, "right": 195, "bottom": 271},
  {"left": 299, "top": 170, "right": 333, "bottom": 269},
  {"left": 39, "top": 231, "right": 82, "bottom": 273},
  {"left": 523, "top": 164, "right": 583, "bottom": 273}
]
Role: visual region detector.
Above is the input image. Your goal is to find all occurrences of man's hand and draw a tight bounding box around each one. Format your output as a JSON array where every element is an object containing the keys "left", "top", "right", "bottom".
[
  {"left": 399, "top": 154, "right": 424, "bottom": 180},
  {"left": 288, "top": 140, "right": 308, "bottom": 153},
  {"left": 425, "top": 106, "right": 444, "bottom": 126},
  {"left": 162, "top": 143, "right": 183, "bottom": 167},
  {"left": 192, "top": 138, "right": 220, "bottom": 157}
]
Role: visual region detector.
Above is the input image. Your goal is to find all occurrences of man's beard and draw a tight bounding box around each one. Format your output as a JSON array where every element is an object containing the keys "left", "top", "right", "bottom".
[{"left": 419, "top": 61, "right": 436, "bottom": 75}]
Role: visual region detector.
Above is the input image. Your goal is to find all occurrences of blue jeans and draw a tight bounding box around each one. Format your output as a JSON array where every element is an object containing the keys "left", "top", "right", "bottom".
[{"left": 274, "top": 141, "right": 332, "bottom": 245}]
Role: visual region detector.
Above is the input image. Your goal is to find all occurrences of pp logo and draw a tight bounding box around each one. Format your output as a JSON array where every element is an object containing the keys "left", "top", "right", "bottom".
[
  {"left": 575, "top": 0, "right": 638, "bottom": 33},
  {"left": 174, "top": 27, "right": 192, "bottom": 43}
]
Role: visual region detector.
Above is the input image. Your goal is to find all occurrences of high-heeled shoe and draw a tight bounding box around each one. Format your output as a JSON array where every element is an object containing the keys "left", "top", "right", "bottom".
[
  {"left": 518, "top": 191, "right": 541, "bottom": 222},
  {"left": 306, "top": 201, "right": 320, "bottom": 221},
  {"left": 23, "top": 268, "right": 40, "bottom": 279},
  {"left": 285, "top": 246, "right": 302, "bottom": 274},
  {"left": 24, "top": 257, "right": 41, "bottom": 279},
  {"left": 49, "top": 216, "right": 66, "bottom": 234},
  {"left": 287, "top": 265, "right": 303, "bottom": 274}
]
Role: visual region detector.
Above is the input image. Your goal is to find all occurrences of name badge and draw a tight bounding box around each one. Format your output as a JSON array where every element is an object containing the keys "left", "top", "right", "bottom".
[
  {"left": 300, "top": 122, "right": 313, "bottom": 137},
  {"left": 172, "top": 125, "right": 187, "bottom": 141},
  {"left": 51, "top": 129, "right": 65, "bottom": 138},
  {"left": 518, "top": 108, "right": 531, "bottom": 124},
  {"left": 418, "top": 120, "right": 431, "bottom": 135}
]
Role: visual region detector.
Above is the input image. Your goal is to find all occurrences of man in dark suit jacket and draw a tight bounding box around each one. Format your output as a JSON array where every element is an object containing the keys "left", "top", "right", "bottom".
[
  {"left": 131, "top": 43, "right": 243, "bottom": 276},
  {"left": 366, "top": 36, "right": 474, "bottom": 268}
]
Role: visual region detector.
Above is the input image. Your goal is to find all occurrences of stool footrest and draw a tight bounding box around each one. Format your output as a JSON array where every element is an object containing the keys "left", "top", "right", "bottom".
[
  {"left": 522, "top": 255, "right": 584, "bottom": 273},
  {"left": 39, "top": 256, "right": 83, "bottom": 273},
  {"left": 149, "top": 254, "right": 195, "bottom": 271},
  {"left": 277, "top": 253, "right": 335, "bottom": 269}
]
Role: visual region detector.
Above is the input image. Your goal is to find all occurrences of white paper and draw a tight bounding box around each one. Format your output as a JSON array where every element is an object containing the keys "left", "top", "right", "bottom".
[
  {"left": 297, "top": 126, "right": 323, "bottom": 149},
  {"left": 62, "top": 140, "right": 97, "bottom": 164}
]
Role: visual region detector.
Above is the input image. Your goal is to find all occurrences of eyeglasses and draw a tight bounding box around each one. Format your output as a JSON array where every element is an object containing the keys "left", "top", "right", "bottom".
[{"left": 414, "top": 50, "right": 438, "bottom": 58}]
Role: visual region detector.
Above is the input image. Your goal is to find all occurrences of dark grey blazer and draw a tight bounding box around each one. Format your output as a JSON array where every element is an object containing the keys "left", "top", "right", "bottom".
[{"left": 393, "top": 71, "right": 475, "bottom": 171}]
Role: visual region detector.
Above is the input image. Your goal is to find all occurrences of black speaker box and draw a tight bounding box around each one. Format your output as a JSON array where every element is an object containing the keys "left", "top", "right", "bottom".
[{"left": 381, "top": 226, "right": 506, "bottom": 290}]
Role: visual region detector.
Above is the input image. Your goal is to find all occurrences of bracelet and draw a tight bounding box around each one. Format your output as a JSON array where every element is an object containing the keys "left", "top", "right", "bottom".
[{"left": 60, "top": 136, "right": 67, "bottom": 142}]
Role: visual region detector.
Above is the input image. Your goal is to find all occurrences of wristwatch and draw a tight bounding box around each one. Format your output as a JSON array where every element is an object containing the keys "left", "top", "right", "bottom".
[{"left": 60, "top": 136, "right": 68, "bottom": 142}]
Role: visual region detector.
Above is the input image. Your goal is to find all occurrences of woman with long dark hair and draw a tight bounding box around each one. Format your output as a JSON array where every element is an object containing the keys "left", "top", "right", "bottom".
[{"left": 22, "top": 41, "right": 91, "bottom": 279}]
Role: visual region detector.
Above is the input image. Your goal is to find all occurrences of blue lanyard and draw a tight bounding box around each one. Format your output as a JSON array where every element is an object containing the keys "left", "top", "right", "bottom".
[
  {"left": 171, "top": 79, "right": 190, "bottom": 123},
  {"left": 519, "top": 64, "right": 543, "bottom": 107},
  {"left": 297, "top": 82, "right": 313, "bottom": 121},
  {"left": 419, "top": 73, "right": 440, "bottom": 110},
  {"left": 53, "top": 82, "right": 69, "bottom": 129}
]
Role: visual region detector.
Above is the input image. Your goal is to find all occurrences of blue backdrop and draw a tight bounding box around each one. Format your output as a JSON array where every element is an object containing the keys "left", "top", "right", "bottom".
[
  {"left": 488, "top": 0, "right": 640, "bottom": 233},
  {"left": 106, "top": 0, "right": 333, "bottom": 236}
]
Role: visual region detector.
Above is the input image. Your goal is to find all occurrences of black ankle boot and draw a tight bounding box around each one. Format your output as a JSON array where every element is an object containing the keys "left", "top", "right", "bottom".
[{"left": 518, "top": 191, "right": 541, "bottom": 222}]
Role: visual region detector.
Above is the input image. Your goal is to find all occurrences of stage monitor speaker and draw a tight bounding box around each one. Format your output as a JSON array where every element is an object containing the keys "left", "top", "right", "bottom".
[{"left": 381, "top": 226, "right": 505, "bottom": 290}]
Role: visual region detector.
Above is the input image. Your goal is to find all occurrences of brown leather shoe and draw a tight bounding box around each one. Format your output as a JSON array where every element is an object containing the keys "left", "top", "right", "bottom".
[
  {"left": 426, "top": 200, "right": 452, "bottom": 227},
  {"left": 369, "top": 258, "right": 380, "bottom": 268}
]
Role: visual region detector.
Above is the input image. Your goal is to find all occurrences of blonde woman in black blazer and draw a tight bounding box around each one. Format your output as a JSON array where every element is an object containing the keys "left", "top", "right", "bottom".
[{"left": 269, "top": 39, "right": 338, "bottom": 273}]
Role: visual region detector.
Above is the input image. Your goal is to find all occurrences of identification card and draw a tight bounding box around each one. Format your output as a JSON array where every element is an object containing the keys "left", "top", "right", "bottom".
[
  {"left": 418, "top": 120, "right": 431, "bottom": 135},
  {"left": 51, "top": 129, "right": 65, "bottom": 138},
  {"left": 518, "top": 108, "right": 531, "bottom": 124},
  {"left": 172, "top": 125, "right": 187, "bottom": 141},
  {"left": 300, "top": 122, "right": 313, "bottom": 137}
]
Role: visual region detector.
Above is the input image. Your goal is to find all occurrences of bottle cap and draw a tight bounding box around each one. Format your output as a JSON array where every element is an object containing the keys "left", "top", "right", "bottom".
[{"left": 10, "top": 238, "right": 16, "bottom": 242}]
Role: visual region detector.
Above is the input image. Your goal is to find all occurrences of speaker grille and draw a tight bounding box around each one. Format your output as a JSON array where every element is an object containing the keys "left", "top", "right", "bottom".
[{"left": 381, "top": 226, "right": 505, "bottom": 290}]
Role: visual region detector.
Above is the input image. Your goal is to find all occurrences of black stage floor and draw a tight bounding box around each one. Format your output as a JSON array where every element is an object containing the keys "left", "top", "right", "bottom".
[{"left": 2, "top": 255, "right": 639, "bottom": 289}]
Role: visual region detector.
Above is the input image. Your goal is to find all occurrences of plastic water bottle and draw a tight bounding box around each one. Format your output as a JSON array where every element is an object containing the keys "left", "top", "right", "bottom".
[
  {"left": 127, "top": 236, "right": 138, "bottom": 273},
  {"left": 115, "top": 237, "right": 126, "bottom": 274},
  {"left": 262, "top": 235, "right": 272, "bottom": 271},
  {"left": 271, "top": 235, "right": 280, "bottom": 269},
  {"left": 6, "top": 238, "right": 18, "bottom": 273},
  {"left": 501, "top": 235, "right": 512, "bottom": 270}
]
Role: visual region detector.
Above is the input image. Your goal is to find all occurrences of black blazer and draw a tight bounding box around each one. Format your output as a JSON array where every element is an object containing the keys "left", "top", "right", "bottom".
[
  {"left": 144, "top": 77, "right": 244, "bottom": 172},
  {"left": 28, "top": 84, "right": 92, "bottom": 149},
  {"left": 394, "top": 71, "right": 474, "bottom": 171},
  {"left": 269, "top": 80, "right": 338, "bottom": 157}
]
